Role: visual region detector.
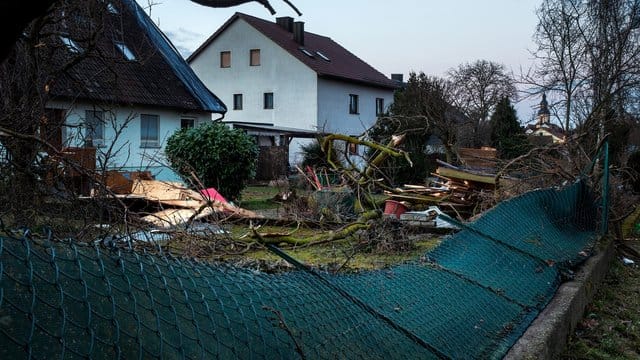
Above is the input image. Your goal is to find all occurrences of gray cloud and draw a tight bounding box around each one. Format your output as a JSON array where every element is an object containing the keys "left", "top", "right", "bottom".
[{"left": 164, "top": 27, "right": 204, "bottom": 58}]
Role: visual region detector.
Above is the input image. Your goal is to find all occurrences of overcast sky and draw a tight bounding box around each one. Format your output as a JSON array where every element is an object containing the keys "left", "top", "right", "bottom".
[{"left": 136, "top": 0, "right": 542, "bottom": 121}]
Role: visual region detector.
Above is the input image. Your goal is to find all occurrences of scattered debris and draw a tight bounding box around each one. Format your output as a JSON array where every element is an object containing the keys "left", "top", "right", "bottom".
[
  {"left": 622, "top": 257, "right": 635, "bottom": 266},
  {"left": 400, "top": 206, "right": 460, "bottom": 229},
  {"left": 92, "top": 172, "right": 261, "bottom": 229},
  {"left": 385, "top": 159, "right": 505, "bottom": 219}
]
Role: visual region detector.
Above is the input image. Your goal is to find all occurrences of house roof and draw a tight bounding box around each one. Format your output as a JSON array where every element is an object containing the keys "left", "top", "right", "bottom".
[
  {"left": 225, "top": 121, "right": 322, "bottom": 138},
  {"left": 188, "top": 12, "right": 399, "bottom": 90},
  {"left": 525, "top": 123, "right": 566, "bottom": 140},
  {"left": 50, "top": 0, "right": 226, "bottom": 113}
]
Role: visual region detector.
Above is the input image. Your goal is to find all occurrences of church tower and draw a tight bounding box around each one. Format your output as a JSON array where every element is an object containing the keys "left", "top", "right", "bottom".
[{"left": 537, "top": 93, "right": 551, "bottom": 126}]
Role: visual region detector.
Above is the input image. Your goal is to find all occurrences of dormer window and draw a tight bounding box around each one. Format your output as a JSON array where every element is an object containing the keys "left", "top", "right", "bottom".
[
  {"left": 60, "top": 36, "right": 82, "bottom": 53},
  {"left": 114, "top": 41, "right": 136, "bottom": 61}
]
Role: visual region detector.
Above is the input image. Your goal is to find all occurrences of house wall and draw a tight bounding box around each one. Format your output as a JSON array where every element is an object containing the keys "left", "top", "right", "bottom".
[
  {"left": 47, "top": 99, "right": 211, "bottom": 181},
  {"left": 188, "top": 18, "right": 396, "bottom": 168},
  {"left": 317, "top": 78, "right": 394, "bottom": 163},
  {"left": 317, "top": 78, "right": 393, "bottom": 135},
  {"left": 189, "top": 20, "right": 318, "bottom": 131}
]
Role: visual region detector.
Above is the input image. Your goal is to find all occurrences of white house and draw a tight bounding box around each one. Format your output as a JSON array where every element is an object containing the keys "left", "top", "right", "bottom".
[
  {"left": 41, "top": 0, "right": 226, "bottom": 181},
  {"left": 525, "top": 93, "right": 566, "bottom": 145},
  {"left": 187, "top": 13, "right": 399, "bottom": 168}
]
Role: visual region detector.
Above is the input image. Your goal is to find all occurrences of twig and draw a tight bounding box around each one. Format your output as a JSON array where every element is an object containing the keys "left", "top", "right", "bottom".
[{"left": 262, "top": 306, "right": 306, "bottom": 359}]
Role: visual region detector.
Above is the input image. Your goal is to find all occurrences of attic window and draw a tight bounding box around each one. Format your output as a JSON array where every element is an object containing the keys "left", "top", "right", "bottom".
[
  {"left": 60, "top": 36, "right": 82, "bottom": 53},
  {"left": 114, "top": 41, "right": 136, "bottom": 61},
  {"left": 316, "top": 51, "right": 330, "bottom": 62},
  {"left": 299, "top": 47, "right": 314, "bottom": 58}
]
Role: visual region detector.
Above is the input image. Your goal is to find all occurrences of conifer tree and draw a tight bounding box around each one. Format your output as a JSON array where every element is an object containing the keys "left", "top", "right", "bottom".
[{"left": 489, "top": 97, "right": 529, "bottom": 159}]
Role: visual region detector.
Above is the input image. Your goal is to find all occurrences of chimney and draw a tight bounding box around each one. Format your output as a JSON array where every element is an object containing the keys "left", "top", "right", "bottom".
[
  {"left": 391, "top": 74, "right": 404, "bottom": 83},
  {"left": 276, "top": 16, "right": 293, "bottom": 32},
  {"left": 293, "top": 21, "right": 304, "bottom": 46}
]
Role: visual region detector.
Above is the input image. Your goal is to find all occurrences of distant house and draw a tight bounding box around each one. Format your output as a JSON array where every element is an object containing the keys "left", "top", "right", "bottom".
[
  {"left": 187, "top": 12, "right": 399, "bottom": 175},
  {"left": 42, "top": 0, "right": 226, "bottom": 180},
  {"left": 525, "top": 93, "right": 566, "bottom": 145}
]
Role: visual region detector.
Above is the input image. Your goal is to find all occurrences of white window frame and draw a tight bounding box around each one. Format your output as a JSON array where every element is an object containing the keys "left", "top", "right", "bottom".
[
  {"left": 264, "top": 92, "right": 274, "bottom": 109},
  {"left": 233, "top": 94, "right": 243, "bottom": 110},
  {"left": 140, "top": 114, "right": 160, "bottom": 148},
  {"left": 349, "top": 94, "right": 359, "bottom": 114}
]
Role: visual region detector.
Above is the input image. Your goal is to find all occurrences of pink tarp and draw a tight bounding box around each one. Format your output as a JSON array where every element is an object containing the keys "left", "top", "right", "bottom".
[{"left": 200, "top": 187, "right": 228, "bottom": 204}]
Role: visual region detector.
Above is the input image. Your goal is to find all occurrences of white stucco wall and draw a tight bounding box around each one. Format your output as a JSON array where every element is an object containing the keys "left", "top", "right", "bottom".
[
  {"left": 188, "top": 18, "right": 396, "bottom": 167},
  {"left": 189, "top": 20, "right": 318, "bottom": 131},
  {"left": 317, "top": 78, "right": 394, "bottom": 136},
  {"left": 47, "top": 100, "right": 211, "bottom": 181}
]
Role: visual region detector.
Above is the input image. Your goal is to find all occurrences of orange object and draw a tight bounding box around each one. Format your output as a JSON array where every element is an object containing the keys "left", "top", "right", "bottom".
[{"left": 384, "top": 200, "right": 408, "bottom": 218}]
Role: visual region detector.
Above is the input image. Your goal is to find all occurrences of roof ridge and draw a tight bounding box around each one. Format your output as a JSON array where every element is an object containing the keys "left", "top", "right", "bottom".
[{"left": 229, "top": 12, "right": 398, "bottom": 89}]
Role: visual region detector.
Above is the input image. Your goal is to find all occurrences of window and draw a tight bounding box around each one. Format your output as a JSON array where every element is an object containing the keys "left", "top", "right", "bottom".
[
  {"left": 220, "top": 51, "right": 231, "bottom": 68},
  {"left": 250, "top": 49, "right": 260, "bottom": 66},
  {"left": 264, "top": 92, "right": 274, "bottom": 109},
  {"left": 60, "top": 36, "right": 82, "bottom": 53},
  {"left": 348, "top": 141, "right": 358, "bottom": 155},
  {"left": 85, "top": 110, "right": 104, "bottom": 146},
  {"left": 376, "top": 98, "right": 385, "bottom": 116},
  {"left": 115, "top": 41, "right": 136, "bottom": 61},
  {"left": 181, "top": 118, "right": 195, "bottom": 129},
  {"left": 140, "top": 114, "right": 160, "bottom": 147},
  {"left": 349, "top": 94, "right": 359, "bottom": 114},
  {"left": 233, "top": 94, "right": 243, "bottom": 110}
]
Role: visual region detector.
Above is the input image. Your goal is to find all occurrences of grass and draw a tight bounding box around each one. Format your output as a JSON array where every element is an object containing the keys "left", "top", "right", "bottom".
[
  {"left": 237, "top": 185, "right": 282, "bottom": 210},
  {"left": 244, "top": 236, "right": 441, "bottom": 271},
  {"left": 216, "top": 184, "right": 442, "bottom": 271},
  {"left": 562, "top": 239, "right": 640, "bottom": 359}
]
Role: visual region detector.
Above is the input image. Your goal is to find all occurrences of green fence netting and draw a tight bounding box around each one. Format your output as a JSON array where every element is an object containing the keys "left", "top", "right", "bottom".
[{"left": 0, "top": 177, "right": 604, "bottom": 359}]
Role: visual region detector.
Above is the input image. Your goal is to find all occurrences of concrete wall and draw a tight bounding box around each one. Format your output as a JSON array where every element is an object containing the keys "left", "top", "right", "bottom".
[{"left": 47, "top": 99, "right": 211, "bottom": 181}]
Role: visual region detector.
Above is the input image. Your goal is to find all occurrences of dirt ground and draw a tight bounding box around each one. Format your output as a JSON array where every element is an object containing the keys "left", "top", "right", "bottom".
[{"left": 562, "top": 239, "right": 640, "bottom": 359}]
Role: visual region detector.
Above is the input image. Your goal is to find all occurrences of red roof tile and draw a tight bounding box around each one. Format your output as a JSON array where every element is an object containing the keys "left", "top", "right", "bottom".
[{"left": 189, "top": 12, "right": 399, "bottom": 90}]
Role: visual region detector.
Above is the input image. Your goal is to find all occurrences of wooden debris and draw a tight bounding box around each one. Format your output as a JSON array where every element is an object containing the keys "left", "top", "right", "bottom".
[
  {"left": 94, "top": 172, "right": 261, "bottom": 227},
  {"left": 385, "top": 159, "right": 513, "bottom": 219},
  {"left": 457, "top": 147, "right": 497, "bottom": 170}
]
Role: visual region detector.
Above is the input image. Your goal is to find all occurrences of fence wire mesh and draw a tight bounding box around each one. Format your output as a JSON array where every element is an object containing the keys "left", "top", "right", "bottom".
[{"left": 0, "top": 178, "right": 602, "bottom": 359}]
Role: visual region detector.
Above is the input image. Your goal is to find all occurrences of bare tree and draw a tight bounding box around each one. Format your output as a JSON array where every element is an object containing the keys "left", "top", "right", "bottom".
[
  {"left": 527, "top": 0, "right": 640, "bottom": 158},
  {"left": 525, "top": 0, "right": 589, "bottom": 132},
  {"left": 382, "top": 72, "right": 458, "bottom": 163},
  {"left": 448, "top": 60, "right": 517, "bottom": 147}
]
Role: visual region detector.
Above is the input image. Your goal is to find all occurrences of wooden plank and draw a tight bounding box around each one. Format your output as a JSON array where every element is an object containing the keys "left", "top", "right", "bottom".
[
  {"left": 436, "top": 167, "right": 496, "bottom": 185},
  {"left": 157, "top": 199, "right": 205, "bottom": 209},
  {"left": 131, "top": 179, "right": 198, "bottom": 201},
  {"left": 142, "top": 207, "right": 215, "bottom": 228}
]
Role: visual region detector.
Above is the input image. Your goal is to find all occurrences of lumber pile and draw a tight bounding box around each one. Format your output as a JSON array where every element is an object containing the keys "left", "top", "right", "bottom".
[
  {"left": 457, "top": 147, "right": 497, "bottom": 170},
  {"left": 385, "top": 161, "right": 499, "bottom": 218}
]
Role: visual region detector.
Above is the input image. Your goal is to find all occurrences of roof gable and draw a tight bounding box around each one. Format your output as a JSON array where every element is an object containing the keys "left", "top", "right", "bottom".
[
  {"left": 51, "top": 0, "right": 226, "bottom": 113},
  {"left": 189, "top": 12, "right": 399, "bottom": 90}
]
